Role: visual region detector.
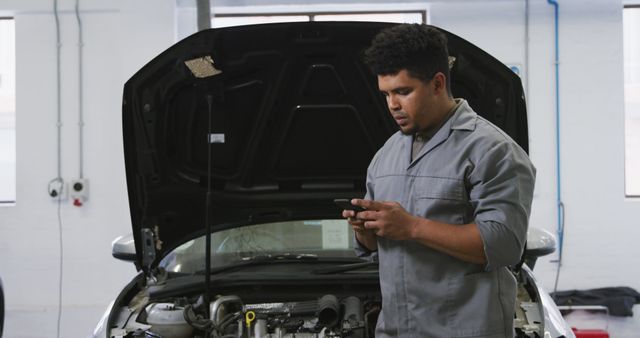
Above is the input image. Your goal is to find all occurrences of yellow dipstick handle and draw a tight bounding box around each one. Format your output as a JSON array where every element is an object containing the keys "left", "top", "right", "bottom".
[{"left": 245, "top": 311, "right": 256, "bottom": 329}]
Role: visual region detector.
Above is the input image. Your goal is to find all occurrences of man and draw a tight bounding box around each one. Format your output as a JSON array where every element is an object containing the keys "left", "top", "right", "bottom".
[{"left": 341, "top": 24, "right": 536, "bottom": 337}]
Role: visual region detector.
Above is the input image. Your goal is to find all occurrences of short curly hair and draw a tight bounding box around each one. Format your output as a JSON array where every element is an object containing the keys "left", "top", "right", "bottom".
[{"left": 364, "top": 24, "right": 451, "bottom": 90}]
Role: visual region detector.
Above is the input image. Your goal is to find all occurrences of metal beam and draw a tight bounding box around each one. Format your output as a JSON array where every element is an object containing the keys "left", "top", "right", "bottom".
[{"left": 197, "top": 0, "right": 211, "bottom": 31}]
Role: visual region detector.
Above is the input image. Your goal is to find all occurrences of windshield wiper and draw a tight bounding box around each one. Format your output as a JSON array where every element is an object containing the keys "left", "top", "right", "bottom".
[
  {"left": 312, "top": 261, "right": 378, "bottom": 275},
  {"left": 197, "top": 253, "right": 320, "bottom": 275},
  {"left": 241, "top": 253, "right": 319, "bottom": 262}
]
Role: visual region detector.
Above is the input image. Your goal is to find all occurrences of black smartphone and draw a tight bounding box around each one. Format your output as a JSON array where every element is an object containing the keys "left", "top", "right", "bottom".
[{"left": 333, "top": 199, "right": 366, "bottom": 213}]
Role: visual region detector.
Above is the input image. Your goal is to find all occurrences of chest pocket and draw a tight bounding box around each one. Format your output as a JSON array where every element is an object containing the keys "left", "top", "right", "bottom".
[
  {"left": 412, "top": 176, "right": 469, "bottom": 224},
  {"left": 413, "top": 176, "right": 466, "bottom": 201}
]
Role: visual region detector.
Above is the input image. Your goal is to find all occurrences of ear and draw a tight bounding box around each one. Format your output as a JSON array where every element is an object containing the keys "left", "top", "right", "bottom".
[{"left": 432, "top": 72, "right": 447, "bottom": 95}]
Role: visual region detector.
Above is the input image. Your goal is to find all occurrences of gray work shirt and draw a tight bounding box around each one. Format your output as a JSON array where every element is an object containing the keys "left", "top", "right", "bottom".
[{"left": 357, "top": 99, "right": 536, "bottom": 338}]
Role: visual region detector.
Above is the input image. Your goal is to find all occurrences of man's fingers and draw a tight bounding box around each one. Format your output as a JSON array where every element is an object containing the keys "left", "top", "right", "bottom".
[
  {"left": 352, "top": 199, "right": 400, "bottom": 211},
  {"left": 352, "top": 223, "right": 366, "bottom": 232},
  {"left": 363, "top": 220, "right": 381, "bottom": 230},
  {"left": 381, "top": 200, "right": 400, "bottom": 207},
  {"left": 352, "top": 198, "right": 386, "bottom": 211},
  {"left": 342, "top": 210, "right": 356, "bottom": 218},
  {"left": 354, "top": 210, "right": 378, "bottom": 221}
]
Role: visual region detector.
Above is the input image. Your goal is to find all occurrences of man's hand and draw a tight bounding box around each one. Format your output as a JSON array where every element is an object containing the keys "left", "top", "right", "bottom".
[
  {"left": 352, "top": 199, "right": 418, "bottom": 241},
  {"left": 350, "top": 199, "right": 486, "bottom": 265},
  {"left": 341, "top": 201, "right": 377, "bottom": 251}
]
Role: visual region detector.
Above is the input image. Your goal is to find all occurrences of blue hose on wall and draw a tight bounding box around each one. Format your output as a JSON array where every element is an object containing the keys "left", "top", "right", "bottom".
[{"left": 547, "top": 0, "right": 565, "bottom": 293}]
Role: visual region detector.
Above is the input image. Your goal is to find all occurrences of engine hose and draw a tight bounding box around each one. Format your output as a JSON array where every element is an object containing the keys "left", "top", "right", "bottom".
[
  {"left": 217, "top": 311, "right": 243, "bottom": 333},
  {"left": 183, "top": 304, "right": 214, "bottom": 331},
  {"left": 317, "top": 295, "right": 340, "bottom": 328},
  {"left": 342, "top": 296, "right": 363, "bottom": 322}
]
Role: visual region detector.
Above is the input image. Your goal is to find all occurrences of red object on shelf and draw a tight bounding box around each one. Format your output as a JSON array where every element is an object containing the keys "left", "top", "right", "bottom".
[{"left": 572, "top": 328, "right": 609, "bottom": 338}]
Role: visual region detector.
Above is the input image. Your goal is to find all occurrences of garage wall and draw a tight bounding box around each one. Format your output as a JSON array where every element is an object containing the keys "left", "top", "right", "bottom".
[
  {"left": 0, "top": 0, "right": 637, "bottom": 337},
  {"left": 430, "top": 0, "right": 639, "bottom": 294},
  {"left": 0, "top": 0, "right": 176, "bottom": 337}
]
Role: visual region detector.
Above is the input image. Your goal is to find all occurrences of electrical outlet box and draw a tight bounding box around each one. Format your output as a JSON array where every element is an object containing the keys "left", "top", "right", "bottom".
[
  {"left": 70, "top": 178, "right": 89, "bottom": 206},
  {"left": 48, "top": 180, "right": 68, "bottom": 201}
]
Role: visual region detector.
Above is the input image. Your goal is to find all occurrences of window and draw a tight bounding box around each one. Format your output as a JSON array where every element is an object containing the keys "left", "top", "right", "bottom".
[
  {"left": 0, "top": 18, "right": 15, "bottom": 205},
  {"left": 212, "top": 15, "right": 309, "bottom": 28},
  {"left": 176, "top": 4, "right": 427, "bottom": 45},
  {"left": 624, "top": 6, "right": 640, "bottom": 196},
  {"left": 211, "top": 5, "right": 426, "bottom": 28}
]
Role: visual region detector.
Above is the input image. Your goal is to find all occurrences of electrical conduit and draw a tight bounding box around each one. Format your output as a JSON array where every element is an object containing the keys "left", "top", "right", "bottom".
[
  {"left": 75, "top": 0, "right": 84, "bottom": 179},
  {"left": 547, "top": 0, "right": 565, "bottom": 293}
]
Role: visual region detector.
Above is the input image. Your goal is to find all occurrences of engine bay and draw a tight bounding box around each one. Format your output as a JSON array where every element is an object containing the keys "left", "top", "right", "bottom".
[
  {"left": 105, "top": 267, "right": 547, "bottom": 338},
  {"left": 110, "top": 291, "right": 379, "bottom": 338}
]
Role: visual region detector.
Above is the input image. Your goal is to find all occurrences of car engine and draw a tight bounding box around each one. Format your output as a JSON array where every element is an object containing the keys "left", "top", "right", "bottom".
[
  {"left": 105, "top": 268, "right": 549, "bottom": 338},
  {"left": 112, "top": 292, "right": 379, "bottom": 338}
]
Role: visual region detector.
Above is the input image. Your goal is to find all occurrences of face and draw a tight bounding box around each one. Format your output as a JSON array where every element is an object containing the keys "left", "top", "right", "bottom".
[{"left": 378, "top": 69, "right": 445, "bottom": 135}]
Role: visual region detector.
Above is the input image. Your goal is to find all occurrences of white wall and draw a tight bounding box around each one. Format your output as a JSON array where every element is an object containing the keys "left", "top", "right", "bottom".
[
  {"left": 0, "top": 0, "right": 638, "bottom": 337},
  {"left": 0, "top": 0, "right": 176, "bottom": 337},
  {"left": 432, "top": 0, "right": 640, "bottom": 293}
]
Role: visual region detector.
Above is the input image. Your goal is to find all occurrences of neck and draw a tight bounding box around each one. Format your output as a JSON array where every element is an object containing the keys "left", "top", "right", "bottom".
[
  {"left": 444, "top": 97, "right": 457, "bottom": 111},
  {"left": 438, "top": 96, "right": 457, "bottom": 121},
  {"left": 416, "top": 97, "right": 457, "bottom": 137}
]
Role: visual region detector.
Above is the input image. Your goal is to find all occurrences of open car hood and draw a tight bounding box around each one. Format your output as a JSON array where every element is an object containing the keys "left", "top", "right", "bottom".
[{"left": 123, "top": 22, "right": 528, "bottom": 270}]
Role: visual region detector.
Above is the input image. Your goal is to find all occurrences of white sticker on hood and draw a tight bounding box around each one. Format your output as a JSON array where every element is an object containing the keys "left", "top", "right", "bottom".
[
  {"left": 322, "top": 220, "right": 349, "bottom": 249},
  {"left": 209, "top": 133, "right": 225, "bottom": 144}
]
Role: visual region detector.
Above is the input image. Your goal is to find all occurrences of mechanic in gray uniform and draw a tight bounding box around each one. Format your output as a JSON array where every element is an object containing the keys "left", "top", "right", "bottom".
[{"left": 341, "top": 24, "right": 536, "bottom": 337}]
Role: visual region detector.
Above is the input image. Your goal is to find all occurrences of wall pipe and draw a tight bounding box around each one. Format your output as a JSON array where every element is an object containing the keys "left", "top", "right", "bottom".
[
  {"left": 547, "top": 0, "right": 565, "bottom": 291},
  {"left": 75, "top": 0, "right": 85, "bottom": 179},
  {"left": 524, "top": 0, "right": 530, "bottom": 103},
  {"left": 52, "top": 1, "right": 64, "bottom": 338},
  {"left": 52, "top": 0, "right": 62, "bottom": 182}
]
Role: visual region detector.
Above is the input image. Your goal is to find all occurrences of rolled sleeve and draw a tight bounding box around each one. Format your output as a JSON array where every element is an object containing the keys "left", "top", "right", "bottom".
[{"left": 469, "top": 142, "right": 536, "bottom": 270}]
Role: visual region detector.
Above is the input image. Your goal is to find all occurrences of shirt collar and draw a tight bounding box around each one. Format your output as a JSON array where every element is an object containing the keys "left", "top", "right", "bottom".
[
  {"left": 403, "top": 98, "right": 478, "bottom": 166},
  {"left": 449, "top": 99, "right": 477, "bottom": 131}
]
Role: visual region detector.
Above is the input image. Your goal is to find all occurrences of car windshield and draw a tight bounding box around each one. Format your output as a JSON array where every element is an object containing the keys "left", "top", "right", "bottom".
[{"left": 158, "top": 219, "right": 358, "bottom": 274}]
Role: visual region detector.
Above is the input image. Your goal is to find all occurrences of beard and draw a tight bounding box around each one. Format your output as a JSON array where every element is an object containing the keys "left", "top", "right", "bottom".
[
  {"left": 393, "top": 113, "right": 419, "bottom": 135},
  {"left": 399, "top": 126, "right": 418, "bottom": 135},
  {"left": 398, "top": 122, "right": 419, "bottom": 135}
]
